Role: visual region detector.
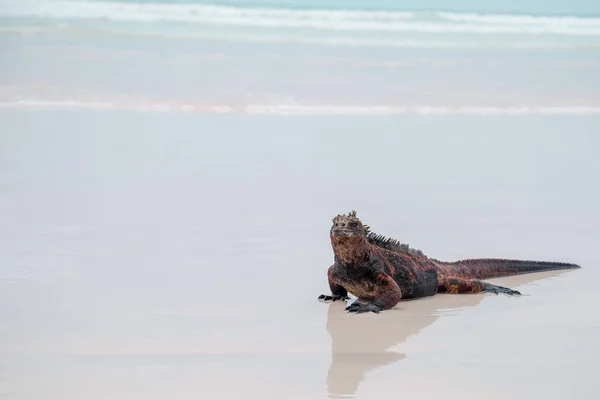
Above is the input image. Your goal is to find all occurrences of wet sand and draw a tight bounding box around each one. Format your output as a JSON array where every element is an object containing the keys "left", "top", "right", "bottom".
[{"left": 1, "top": 111, "right": 599, "bottom": 399}]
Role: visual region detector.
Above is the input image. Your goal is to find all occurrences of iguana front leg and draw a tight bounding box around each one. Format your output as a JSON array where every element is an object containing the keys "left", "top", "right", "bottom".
[
  {"left": 438, "top": 277, "right": 521, "bottom": 295},
  {"left": 345, "top": 273, "right": 402, "bottom": 314},
  {"left": 318, "top": 265, "right": 351, "bottom": 302}
]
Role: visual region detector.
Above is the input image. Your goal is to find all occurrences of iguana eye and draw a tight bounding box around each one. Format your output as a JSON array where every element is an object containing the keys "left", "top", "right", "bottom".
[{"left": 349, "top": 221, "right": 358, "bottom": 228}]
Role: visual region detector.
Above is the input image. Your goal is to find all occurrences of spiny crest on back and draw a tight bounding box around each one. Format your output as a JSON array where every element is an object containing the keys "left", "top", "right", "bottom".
[{"left": 366, "top": 232, "right": 426, "bottom": 258}]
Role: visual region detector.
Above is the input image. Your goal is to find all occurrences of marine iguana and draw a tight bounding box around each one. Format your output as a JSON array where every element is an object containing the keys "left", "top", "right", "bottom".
[{"left": 318, "top": 211, "right": 581, "bottom": 314}]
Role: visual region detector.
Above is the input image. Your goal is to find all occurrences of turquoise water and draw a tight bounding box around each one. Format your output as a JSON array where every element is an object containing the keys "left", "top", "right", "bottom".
[
  {"left": 3, "top": 0, "right": 600, "bottom": 48},
  {"left": 2, "top": 0, "right": 600, "bottom": 52},
  {"left": 1, "top": 0, "right": 599, "bottom": 113}
]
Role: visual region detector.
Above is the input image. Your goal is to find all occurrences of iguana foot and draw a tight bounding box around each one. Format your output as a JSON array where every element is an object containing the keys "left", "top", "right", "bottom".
[
  {"left": 318, "top": 294, "right": 350, "bottom": 302},
  {"left": 345, "top": 301, "right": 382, "bottom": 314},
  {"left": 483, "top": 282, "right": 521, "bottom": 296}
]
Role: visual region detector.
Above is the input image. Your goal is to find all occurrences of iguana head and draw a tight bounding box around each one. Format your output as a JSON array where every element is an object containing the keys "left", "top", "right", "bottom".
[{"left": 330, "top": 210, "right": 369, "bottom": 264}]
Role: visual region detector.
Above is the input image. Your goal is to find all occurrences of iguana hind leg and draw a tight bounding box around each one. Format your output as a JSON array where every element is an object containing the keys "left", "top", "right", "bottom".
[{"left": 438, "top": 277, "right": 521, "bottom": 296}]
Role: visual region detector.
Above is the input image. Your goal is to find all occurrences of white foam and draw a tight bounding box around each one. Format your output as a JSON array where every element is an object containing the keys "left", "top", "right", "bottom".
[
  {"left": 2, "top": 99, "right": 600, "bottom": 116},
  {"left": 0, "top": 0, "right": 416, "bottom": 23},
  {"left": 2, "top": 0, "right": 600, "bottom": 36},
  {"left": 0, "top": 99, "right": 119, "bottom": 110},
  {"left": 438, "top": 12, "right": 600, "bottom": 27}
]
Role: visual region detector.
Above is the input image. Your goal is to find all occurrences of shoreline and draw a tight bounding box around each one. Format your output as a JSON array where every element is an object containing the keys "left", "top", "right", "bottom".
[{"left": 2, "top": 100, "right": 600, "bottom": 116}]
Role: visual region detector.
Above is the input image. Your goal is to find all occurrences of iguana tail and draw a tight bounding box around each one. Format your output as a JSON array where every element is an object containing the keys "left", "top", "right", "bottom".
[{"left": 434, "top": 258, "right": 581, "bottom": 280}]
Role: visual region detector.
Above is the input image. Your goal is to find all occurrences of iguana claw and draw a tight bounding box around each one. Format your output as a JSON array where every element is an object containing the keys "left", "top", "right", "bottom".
[
  {"left": 318, "top": 294, "right": 350, "bottom": 302},
  {"left": 345, "top": 302, "right": 382, "bottom": 314}
]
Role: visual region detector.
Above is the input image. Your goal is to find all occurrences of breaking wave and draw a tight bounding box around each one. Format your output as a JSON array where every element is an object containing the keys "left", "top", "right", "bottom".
[{"left": 1, "top": 0, "right": 600, "bottom": 36}]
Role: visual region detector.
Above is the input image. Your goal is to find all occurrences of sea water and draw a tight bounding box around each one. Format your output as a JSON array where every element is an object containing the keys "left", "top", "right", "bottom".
[{"left": 0, "top": 0, "right": 599, "bottom": 113}]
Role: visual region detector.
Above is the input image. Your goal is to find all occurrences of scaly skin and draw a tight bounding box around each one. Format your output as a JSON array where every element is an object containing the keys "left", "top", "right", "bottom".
[{"left": 318, "top": 211, "right": 581, "bottom": 314}]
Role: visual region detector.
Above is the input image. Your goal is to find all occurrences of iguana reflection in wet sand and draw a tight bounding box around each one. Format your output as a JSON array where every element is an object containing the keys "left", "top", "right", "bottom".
[{"left": 324, "top": 269, "right": 574, "bottom": 398}]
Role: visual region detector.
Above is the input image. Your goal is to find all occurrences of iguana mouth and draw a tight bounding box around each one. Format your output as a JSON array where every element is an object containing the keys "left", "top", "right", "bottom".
[{"left": 331, "top": 227, "right": 359, "bottom": 237}]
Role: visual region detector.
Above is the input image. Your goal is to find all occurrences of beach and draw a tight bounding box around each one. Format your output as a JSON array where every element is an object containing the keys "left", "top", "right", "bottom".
[
  {"left": 1, "top": 0, "right": 600, "bottom": 398},
  {"left": 1, "top": 111, "right": 599, "bottom": 399}
]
